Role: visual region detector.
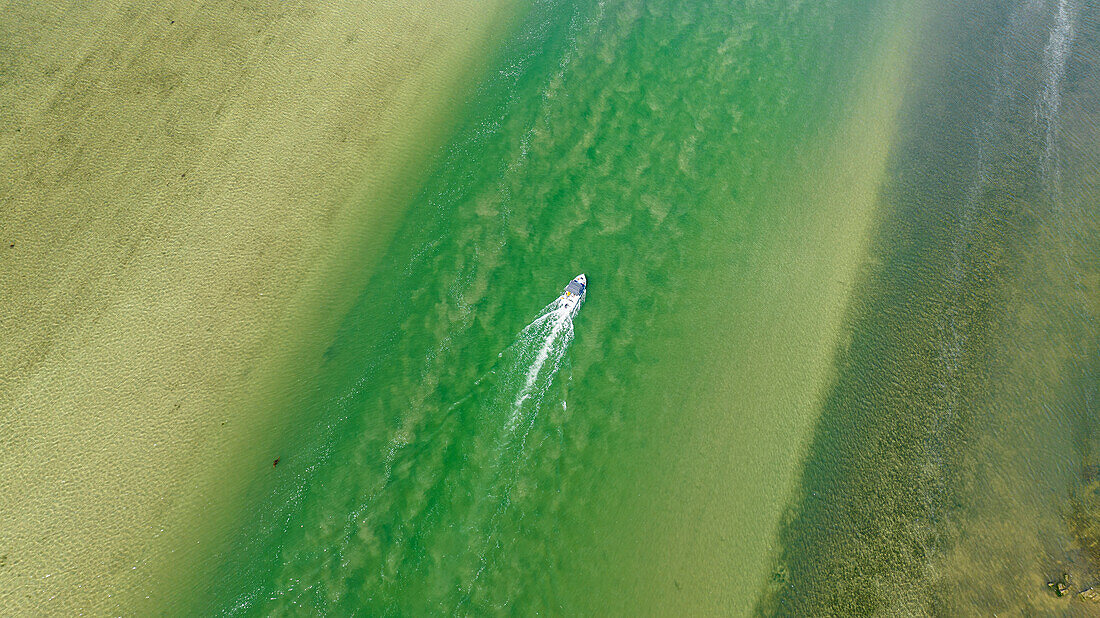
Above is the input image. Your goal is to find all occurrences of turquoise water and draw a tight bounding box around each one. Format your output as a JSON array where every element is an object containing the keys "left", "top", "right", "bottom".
[{"left": 194, "top": 0, "right": 1100, "bottom": 614}]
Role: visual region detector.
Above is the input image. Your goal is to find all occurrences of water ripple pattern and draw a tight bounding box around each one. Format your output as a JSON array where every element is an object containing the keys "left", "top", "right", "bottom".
[
  {"left": 760, "top": 0, "right": 1099, "bottom": 614},
  {"left": 205, "top": 0, "right": 911, "bottom": 613}
]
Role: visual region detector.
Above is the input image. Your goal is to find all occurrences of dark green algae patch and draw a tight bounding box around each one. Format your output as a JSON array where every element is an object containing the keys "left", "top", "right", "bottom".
[{"left": 757, "top": 0, "right": 1100, "bottom": 615}]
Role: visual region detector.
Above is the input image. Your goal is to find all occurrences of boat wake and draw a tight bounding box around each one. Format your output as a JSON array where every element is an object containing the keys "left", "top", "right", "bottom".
[
  {"left": 441, "top": 295, "right": 577, "bottom": 606},
  {"left": 502, "top": 296, "right": 576, "bottom": 430},
  {"left": 325, "top": 288, "right": 581, "bottom": 612}
]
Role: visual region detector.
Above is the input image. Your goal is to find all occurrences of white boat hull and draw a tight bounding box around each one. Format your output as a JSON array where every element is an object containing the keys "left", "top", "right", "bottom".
[{"left": 560, "top": 274, "right": 586, "bottom": 318}]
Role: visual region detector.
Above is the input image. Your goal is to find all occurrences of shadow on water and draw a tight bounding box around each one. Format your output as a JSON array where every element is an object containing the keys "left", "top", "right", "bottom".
[{"left": 758, "top": 0, "right": 1100, "bottom": 614}]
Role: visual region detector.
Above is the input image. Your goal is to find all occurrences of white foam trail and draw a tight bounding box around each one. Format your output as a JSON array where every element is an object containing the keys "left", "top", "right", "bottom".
[
  {"left": 1039, "top": 0, "right": 1076, "bottom": 186},
  {"left": 455, "top": 295, "right": 576, "bottom": 608},
  {"left": 505, "top": 297, "right": 575, "bottom": 429}
]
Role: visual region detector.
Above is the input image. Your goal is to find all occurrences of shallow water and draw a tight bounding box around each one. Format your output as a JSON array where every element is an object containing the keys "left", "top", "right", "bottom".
[
  {"left": 0, "top": 1, "right": 517, "bottom": 613},
  {"left": 194, "top": 0, "right": 1100, "bottom": 614},
  {"left": 761, "top": 0, "right": 1100, "bottom": 614}
]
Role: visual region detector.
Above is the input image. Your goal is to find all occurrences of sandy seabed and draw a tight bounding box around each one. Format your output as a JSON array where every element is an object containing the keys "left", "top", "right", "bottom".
[{"left": 0, "top": 0, "right": 514, "bottom": 612}]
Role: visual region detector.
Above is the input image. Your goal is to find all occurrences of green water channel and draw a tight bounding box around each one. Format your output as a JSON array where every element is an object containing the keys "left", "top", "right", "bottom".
[{"left": 193, "top": 0, "right": 1099, "bottom": 614}]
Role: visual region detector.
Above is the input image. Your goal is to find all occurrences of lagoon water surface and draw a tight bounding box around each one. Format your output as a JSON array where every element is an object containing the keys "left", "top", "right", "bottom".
[{"left": 180, "top": 0, "right": 1100, "bottom": 615}]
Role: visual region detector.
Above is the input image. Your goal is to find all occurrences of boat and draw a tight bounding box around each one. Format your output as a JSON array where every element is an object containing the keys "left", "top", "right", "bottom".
[{"left": 561, "top": 274, "right": 586, "bottom": 318}]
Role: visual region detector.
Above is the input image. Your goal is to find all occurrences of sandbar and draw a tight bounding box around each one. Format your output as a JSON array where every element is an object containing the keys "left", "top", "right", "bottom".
[{"left": 0, "top": 0, "right": 515, "bottom": 612}]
